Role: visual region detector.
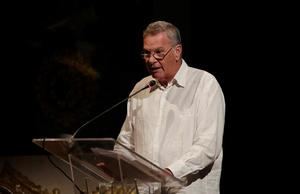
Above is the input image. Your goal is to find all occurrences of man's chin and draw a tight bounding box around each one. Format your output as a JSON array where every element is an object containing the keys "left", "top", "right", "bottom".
[{"left": 151, "top": 71, "right": 163, "bottom": 79}]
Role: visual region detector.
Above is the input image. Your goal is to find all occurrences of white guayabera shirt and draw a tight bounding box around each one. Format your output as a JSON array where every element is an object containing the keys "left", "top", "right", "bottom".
[{"left": 116, "top": 60, "right": 225, "bottom": 194}]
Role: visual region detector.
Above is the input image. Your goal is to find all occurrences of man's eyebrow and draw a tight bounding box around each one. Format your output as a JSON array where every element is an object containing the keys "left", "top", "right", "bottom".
[{"left": 143, "top": 47, "right": 164, "bottom": 52}]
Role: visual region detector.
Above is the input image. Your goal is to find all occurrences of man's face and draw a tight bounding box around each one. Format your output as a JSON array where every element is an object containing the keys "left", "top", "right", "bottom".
[{"left": 142, "top": 32, "right": 181, "bottom": 84}]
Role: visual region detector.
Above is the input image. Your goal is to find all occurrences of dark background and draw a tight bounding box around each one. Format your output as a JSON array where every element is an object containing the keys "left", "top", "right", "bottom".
[
  {"left": 2, "top": 0, "right": 235, "bottom": 154},
  {"left": 1, "top": 0, "right": 294, "bottom": 193}
]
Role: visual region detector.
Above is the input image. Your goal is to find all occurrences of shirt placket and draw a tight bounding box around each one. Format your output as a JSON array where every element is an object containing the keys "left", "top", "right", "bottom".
[{"left": 152, "top": 86, "right": 170, "bottom": 165}]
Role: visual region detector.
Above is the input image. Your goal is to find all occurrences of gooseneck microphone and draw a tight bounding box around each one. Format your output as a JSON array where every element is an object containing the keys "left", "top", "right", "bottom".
[{"left": 70, "top": 80, "right": 157, "bottom": 139}]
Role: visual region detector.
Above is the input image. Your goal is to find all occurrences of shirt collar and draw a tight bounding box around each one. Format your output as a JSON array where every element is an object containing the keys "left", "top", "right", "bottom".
[
  {"left": 153, "top": 59, "right": 188, "bottom": 89},
  {"left": 173, "top": 59, "right": 188, "bottom": 88}
]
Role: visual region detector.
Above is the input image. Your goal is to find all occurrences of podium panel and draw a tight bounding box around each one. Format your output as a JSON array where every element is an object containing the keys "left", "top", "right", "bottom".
[{"left": 33, "top": 138, "right": 184, "bottom": 194}]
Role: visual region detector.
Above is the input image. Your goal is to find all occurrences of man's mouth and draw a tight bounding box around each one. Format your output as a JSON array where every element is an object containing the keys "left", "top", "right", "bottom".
[{"left": 150, "top": 67, "right": 161, "bottom": 72}]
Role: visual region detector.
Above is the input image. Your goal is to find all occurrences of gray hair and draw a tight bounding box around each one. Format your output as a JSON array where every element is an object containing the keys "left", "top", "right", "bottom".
[{"left": 143, "top": 21, "right": 181, "bottom": 46}]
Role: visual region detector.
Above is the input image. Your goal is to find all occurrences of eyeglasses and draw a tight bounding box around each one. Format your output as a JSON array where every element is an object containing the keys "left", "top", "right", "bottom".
[{"left": 141, "top": 47, "right": 173, "bottom": 60}]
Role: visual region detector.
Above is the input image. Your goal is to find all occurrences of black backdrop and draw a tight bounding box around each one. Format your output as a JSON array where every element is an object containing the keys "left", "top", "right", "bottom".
[
  {"left": 2, "top": 0, "right": 291, "bottom": 193},
  {"left": 2, "top": 0, "right": 234, "bottom": 154}
]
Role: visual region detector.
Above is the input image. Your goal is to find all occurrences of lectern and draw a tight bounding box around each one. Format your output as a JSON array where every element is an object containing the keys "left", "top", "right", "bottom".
[{"left": 32, "top": 138, "right": 184, "bottom": 194}]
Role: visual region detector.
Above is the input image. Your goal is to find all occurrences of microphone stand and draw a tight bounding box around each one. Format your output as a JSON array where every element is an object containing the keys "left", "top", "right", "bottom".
[{"left": 70, "top": 80, "right": 157, "bottom": 140}]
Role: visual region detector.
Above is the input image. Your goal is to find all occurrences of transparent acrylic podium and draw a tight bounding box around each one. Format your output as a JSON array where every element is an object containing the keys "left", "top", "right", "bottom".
[{"left": 32, "top": 138, "right": 184, "bottom": 194}]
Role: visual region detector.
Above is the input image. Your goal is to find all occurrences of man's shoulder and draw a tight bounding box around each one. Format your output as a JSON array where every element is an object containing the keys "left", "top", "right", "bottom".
[
  {"left": 185, "top": 65, "right": 222, "bottom": 90},
  {"left": 129, "top": 76, "right": 153, "bottom": 93},
  {"left": 187, "top": 65, "right": 216, "bottom": 80},
  {"left": 135, "top": 76, "right": 153, "bottom": 87}
]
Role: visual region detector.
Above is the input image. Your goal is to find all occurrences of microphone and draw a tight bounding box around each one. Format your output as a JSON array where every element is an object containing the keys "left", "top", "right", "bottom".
[{"left": 69, "top": 79, "right": 157, "bottom": 139}]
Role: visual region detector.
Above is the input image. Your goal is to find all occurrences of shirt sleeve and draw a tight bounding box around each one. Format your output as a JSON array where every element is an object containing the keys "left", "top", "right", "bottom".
[
  {"left": 167, "top": 74, "right": 225, "bottom": 179},
  {"left": 115, "top": 98, "right": 135, "bottom": 151},
  {"left": 115, "top": 77, "right": 151, "bottom": 151}
]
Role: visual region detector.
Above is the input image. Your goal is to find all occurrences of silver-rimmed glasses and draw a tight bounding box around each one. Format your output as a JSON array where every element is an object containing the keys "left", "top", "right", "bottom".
[{"left": 141, "top": 47, "right": 173, "bottom": 60}]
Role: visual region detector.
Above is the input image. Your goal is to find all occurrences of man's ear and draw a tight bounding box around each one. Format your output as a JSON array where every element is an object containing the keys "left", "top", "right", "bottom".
[{"left": 175, "top": 44, "right": 182, "bottom": 60}]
